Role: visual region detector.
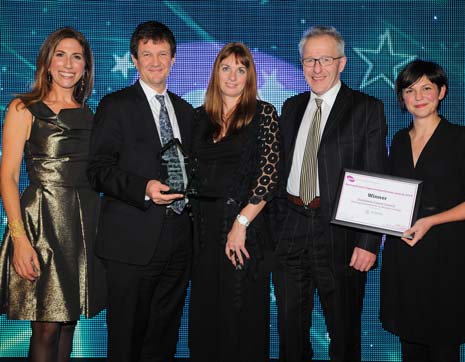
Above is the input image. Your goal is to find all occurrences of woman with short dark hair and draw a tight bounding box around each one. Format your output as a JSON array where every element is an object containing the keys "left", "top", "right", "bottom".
[{"left": 381, "top": 59, "right": 465, "bottom": 362}]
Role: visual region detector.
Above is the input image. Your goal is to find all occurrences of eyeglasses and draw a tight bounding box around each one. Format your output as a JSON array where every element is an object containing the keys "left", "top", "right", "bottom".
[{"left": 301, "top": 56, "right": 344, "bottom": 67}]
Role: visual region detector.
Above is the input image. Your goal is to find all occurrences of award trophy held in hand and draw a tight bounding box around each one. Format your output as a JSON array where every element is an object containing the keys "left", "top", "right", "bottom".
[{"left": 159, "top": 138, "right": 197, "bottom": 196}]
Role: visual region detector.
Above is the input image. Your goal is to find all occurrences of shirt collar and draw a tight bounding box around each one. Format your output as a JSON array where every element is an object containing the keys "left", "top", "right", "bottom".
[
  {"left": 139, "top": 79, "right": 168, "bottom": 102},
  {"left": 311, "top": 81, "right": 341, "bottom": 108}
]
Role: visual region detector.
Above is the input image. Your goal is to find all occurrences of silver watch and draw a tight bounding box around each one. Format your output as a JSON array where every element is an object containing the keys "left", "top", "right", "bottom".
[{"left": 236, "top": 214, "right": 250, "bottom": 227}]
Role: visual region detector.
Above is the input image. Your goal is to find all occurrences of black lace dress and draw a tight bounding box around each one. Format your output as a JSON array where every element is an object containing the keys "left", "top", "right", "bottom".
[{"left": 189, "top": 100, "right": 280, "bottom": 362}]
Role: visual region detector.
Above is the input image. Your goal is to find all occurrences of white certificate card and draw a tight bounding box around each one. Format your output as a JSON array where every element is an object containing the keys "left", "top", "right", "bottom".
[{"left": 331, "top": 169, "right": 422, "bottom": 236}]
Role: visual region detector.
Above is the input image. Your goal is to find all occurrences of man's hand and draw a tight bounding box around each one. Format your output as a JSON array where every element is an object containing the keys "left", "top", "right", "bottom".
[
  {"left": 145, "top": 180, "right": 184, "bottom": 204},
  {"left": 349, "top": 247, "right": 376, "bottom": 272}
]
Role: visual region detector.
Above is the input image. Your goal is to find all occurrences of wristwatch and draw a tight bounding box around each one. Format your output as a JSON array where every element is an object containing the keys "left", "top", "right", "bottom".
[{"left": 236, "top": 214, "right": 250, "bottom": 227}]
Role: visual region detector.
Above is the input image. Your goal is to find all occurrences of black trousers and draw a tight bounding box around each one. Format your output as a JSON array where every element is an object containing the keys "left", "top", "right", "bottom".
[
  {"left": 105, "top": 212, "right": 192, "bottom": 362},
  {"left": 273, "top": 202, "right": 366, "bottom": 362},
  {"left": 401, "top": 339, "right": 460, "bottom": 362}
]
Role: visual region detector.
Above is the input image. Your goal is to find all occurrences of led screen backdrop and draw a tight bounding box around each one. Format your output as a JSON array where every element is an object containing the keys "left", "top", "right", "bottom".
[{"left": 0, "top": 0, "right": 464, "bottom": 360}]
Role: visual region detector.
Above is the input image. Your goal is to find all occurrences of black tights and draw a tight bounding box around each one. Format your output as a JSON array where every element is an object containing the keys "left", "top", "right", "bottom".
[
  {"left": 28, "top": 321, "right": 77, "bottom": 362},
  {"left": 401, "top": 339, "right": 460, "bottom": 362}
]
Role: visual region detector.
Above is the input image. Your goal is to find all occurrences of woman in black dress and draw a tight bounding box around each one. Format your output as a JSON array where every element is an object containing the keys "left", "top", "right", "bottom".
[
  {"left": 189, "top": 42, "right": 280, "bottom": 362},
  {"left": 0, "top": 27, "right": 105, "bottom": 361},
  {"left": 381, "top": 60, "right": 465, "bottom": 362}
]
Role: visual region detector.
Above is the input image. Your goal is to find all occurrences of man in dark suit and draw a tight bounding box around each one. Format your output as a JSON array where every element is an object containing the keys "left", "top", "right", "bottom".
[
  {"left": 273, "top": 26, "right": 387, "bottom": 362},
  {"left": 87, "top": 21, "right": 193, "bottom": 362}
]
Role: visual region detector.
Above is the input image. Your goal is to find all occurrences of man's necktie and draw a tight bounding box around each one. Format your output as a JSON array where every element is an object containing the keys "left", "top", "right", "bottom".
[
  {"left": 155, "top": 94, "right": 185, "bottom": 213},
  {"left": 299, "top": 98, "right": 323, "bottom": 204}
]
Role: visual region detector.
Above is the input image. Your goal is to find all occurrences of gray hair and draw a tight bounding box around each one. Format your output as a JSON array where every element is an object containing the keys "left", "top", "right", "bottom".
[{"left": 298, "top": 26, "right": 345, "bottom": 58}]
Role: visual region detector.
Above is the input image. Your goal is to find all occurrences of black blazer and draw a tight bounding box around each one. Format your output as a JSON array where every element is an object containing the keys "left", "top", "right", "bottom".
[
  {"left": 87, "top": 81, "right": 194, "bottom": 265},
  {"left": 279, "top": 82, "right": 387, "bottom": 273}
]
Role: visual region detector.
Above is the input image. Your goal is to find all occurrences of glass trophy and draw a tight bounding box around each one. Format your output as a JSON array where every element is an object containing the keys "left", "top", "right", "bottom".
[{"left": 159, "top": 138, "right": 197, "bottom": 196}]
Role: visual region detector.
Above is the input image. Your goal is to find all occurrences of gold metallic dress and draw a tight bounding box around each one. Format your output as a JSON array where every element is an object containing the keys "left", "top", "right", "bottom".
[{"left": 0, "top": 101, "right": 106, "bottom": 321}]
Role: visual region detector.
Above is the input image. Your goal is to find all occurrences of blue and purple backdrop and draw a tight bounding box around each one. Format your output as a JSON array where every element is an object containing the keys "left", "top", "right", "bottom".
[{"left": 1, "top": 1, "right": 464, "bottom": 360}]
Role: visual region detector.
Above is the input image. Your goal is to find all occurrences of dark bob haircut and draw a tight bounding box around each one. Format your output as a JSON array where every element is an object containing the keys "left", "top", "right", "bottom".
[
  {"left": 130, "top": 21, "right": 176, "bottom": 59},
  {"left": 395, "top": 59, "right": 448, "bottom": 112}
]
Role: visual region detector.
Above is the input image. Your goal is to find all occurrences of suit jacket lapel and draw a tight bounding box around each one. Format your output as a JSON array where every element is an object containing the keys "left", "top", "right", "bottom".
[
  {"left": 168, "top": 91, "right": 190, "bottom": 149},
  {"left": 320, "top": 82, "right": 352, "bottom": 145},
  {"left": 133, "top": 81, "right": 162, "bottom": 151},
  {"left": 287, "top": 92, "right": 311, "bottom": 168}
]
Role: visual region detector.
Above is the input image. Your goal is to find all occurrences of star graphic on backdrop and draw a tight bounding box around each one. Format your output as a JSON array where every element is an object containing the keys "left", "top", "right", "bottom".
[
  {"left": 112, "top": 52, "right": 135, "bottom": 78},
  {"left": 353, "top": 29, "right": 416, "bottom": 89}
]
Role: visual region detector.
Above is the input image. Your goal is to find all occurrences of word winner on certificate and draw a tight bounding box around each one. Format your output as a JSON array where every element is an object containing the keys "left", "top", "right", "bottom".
[{"left": 332, "top": 170, "right": 421, "bottom": 236}]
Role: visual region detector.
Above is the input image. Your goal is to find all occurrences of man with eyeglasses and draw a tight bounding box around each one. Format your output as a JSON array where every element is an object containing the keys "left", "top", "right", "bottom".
[{"left": 273, "top": 26, "right": 387, "bottom": 361}]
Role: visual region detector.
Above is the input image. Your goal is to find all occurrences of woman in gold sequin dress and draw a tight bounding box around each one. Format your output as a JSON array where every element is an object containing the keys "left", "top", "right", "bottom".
[{"left": 0, "top": 27, "right": 105, "bottom": 361}]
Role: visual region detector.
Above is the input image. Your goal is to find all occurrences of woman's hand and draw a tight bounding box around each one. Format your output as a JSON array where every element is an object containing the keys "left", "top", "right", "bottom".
[
  {"left": 225, "top": 220, "right": 250, "bottom": 268},
  {"left": 1, "top": 100, "right": 38, "bottom": 281},
  {"left": 12, "top": 236, "right": 40, "bottom": 281},
  {"left": 402, "top": 216, "right": 434, "bottom": 246}
]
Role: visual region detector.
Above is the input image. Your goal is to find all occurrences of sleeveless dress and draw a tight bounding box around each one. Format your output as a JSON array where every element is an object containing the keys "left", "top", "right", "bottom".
[{"left": 0, "top": 101, "right": 106, "bottom": 321}]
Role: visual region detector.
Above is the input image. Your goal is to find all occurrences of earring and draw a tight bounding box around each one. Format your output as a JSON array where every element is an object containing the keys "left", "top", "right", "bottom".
[
  {"left": 79, "top": 76, "right": 85, "bottom": 97},
  {"left": 47, "top": 72, "right": 52, "bottom": 83}
]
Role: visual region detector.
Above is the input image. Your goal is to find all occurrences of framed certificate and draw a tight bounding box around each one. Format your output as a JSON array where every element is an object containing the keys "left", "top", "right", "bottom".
[{"left": 330, "top": 169, "right": 422, "bottom": 237}]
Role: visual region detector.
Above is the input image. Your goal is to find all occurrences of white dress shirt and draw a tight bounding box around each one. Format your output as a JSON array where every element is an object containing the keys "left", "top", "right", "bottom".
[
  {"left": 139, "top": 79, "right": 183, "bottom": 143},
  {"left": 139, "top": 79, "right": 188, "bottom": 198},
  {"left": 287, "top": 81, "right": 341, "bottom": 197}
]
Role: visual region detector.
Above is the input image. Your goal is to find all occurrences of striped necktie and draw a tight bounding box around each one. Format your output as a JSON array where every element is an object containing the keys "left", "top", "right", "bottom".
[
  {"left": 299, "top": 98, "right": 323, "bottom": 204},
  {"left": 155, "top": 94, "right": 185, "bottom": 213}
]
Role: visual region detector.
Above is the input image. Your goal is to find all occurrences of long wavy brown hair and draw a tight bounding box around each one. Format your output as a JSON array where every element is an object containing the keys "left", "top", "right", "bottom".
[
  {"left": 204, "top": 42, "right": 257, "bottom": 137},
  {"left": 18, "top": 27, "right": 94, "bottom": 108}
]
